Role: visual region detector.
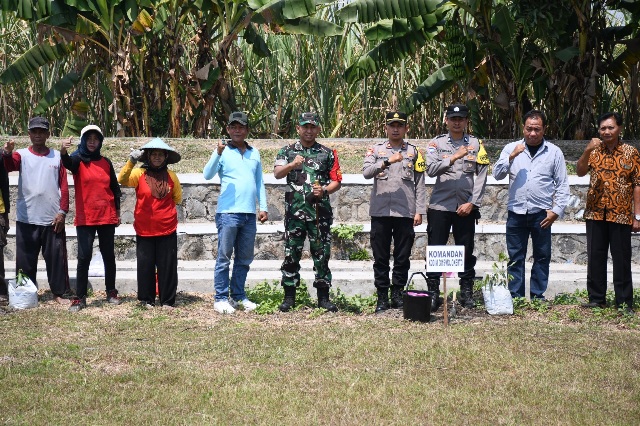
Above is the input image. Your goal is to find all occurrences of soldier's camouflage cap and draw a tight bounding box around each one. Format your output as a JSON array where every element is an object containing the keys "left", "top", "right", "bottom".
[{"left": 298, "top": 112, "right": 320, "bottom": 126}]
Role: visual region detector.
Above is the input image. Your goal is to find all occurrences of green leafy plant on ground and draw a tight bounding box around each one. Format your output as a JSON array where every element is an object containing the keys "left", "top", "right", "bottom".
[
  {"left": 247, "top": 279, "right": 377, "bottom": 315},
  {"left": 330, "top": 224, "right": 371, "bottom": 261},
  {"left": 477, "top": 251, "right": 512, "bottom": 291},
  {"left": 246, "top": 280, "right": 320, "bottom": 314}
]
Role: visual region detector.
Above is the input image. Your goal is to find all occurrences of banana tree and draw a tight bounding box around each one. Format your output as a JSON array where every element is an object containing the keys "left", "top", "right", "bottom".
[
  {"left": 1, "top": 0, "right": 343, "bottom": 137},
  {"left": 136, "top": 0, "right": 343, "bottom": 137},
  {"left": 0, "top": 0, "right": 155, "bottom": 135},
  {"left": 336, "top": 0, "right": 453, "bottom": 116},
  {"left": 444, "top": 0, "right": 640, "bottom": 139}
]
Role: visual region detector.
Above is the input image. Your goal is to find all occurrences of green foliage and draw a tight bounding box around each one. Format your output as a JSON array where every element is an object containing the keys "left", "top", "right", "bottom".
[
  {"left": 331, "top": 224, "right": 370, "bottom": 260},
  {"left": 330, "top": 288, "right": 377, "bottom": 313},
  {"left": 247, "top": 280, "right": 316, "bottom": 314},
  {"left": 348, "top": 248, "right": 371, "bottom": 261},
  {"left": 246, "top": 280, "right": 284, "bottom": 314},
  {"left": 331, "top": 224, "right": 363, "bottom": 241},
  {"left": 567, "top": 307, "right": 583, "bottom": 322},
  {"left": 552, "top": 291, "right": 582, "bottom": 305},
  {"left": 0, "top": 42, "right": 72, "bottom": 85},
  {"left": 246, "top": 279, "right": 378, "bottom": 315},
  {"left": 477, "top": 252, "right": 512, "bottom": 291}
]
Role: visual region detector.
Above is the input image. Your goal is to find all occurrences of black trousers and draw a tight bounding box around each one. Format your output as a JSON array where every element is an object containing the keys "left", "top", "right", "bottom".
[
  {"left": 0, "top": 213, "right": 7, "bottom": 296},
  {"left": 371, "top": 216, "right": 415, "bottom": 289},
  {"left": 136, "top": 233, "right": 178, "bottom": 306},
  {"left": 426, "top": 209, "right": 476, "bottom": 280},
  {"left": 15, "top": 221, "right": 70, "bottom": 296},
  {"left": 75, "top": 225, "right": 117, "bottom": 299},
  {"left": 586, "top": 219, "right": 634, "bottom": 308}
]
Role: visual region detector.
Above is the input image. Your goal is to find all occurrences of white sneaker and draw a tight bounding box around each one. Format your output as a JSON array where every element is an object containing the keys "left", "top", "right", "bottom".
[
  {"left": 231, "top": 298, "right": 258, "bottom": 312},
  {"left": 214, "top": 299, "right": 236, "bottom": 314}
]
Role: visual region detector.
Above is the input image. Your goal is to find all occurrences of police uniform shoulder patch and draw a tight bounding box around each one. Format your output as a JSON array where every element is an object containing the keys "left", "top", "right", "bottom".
[
  {"left": 365, "top": 146, "right": 375, "bottom": 157},
  {"left": 415, "top": 149, "right": 426, "bottom": 172},
  {"left": 476, "top": 140, "right": 490, "bottom": 165}
]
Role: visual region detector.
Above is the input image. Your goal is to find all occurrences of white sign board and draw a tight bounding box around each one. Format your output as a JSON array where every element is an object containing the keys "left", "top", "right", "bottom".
[{"left": 426, "top": 245, "right": 465, "bottom": 273}]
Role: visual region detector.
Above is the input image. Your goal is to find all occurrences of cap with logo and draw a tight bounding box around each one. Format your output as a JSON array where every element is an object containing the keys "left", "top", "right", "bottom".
[
  {"left": 446, "top": 104, "right": 469, "bottom": 118},
  {"left": 227, "top": 111, "right": 248, "bottom": 126},
  {"left": 28, "top": 116, "right": 50, "bottom": 130},
  {"left": 298, "top": 112, "right": 320, "bottom": 126},
  {"left": 385, "top": 111, "right": 408, "bottom": 124}
]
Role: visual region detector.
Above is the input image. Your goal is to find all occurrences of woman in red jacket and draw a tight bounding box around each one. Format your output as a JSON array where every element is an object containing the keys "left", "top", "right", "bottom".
[
  {"left": 62, "top": 125, "right": 122, "bottom": 312},
  {"left": 118, "top": 138, "right": 182, "bottom": 309}
]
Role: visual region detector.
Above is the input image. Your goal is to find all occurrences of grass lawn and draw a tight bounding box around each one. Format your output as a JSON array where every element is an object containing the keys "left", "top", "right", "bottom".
[{"left": 1, "top": 291, "right": 639, "bottom": 426}]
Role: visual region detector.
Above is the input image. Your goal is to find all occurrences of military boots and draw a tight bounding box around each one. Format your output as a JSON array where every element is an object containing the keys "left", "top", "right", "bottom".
[
  {"left": 427, "top": 278, "right": 443, "bottom": 311},
  {"left": 279, "top": 286, "right": 296, "bottom": 312},
  {"left": 317, "top": 288, "right": 338, "bottom": 312},
  {"left": 459, "top": 278, "right": 475, "bottom": 308},
  {"left": 375, "top": 288, "right": 390, "bottom": 313},
  {"left": 390, "top": 285, "right": 404, "bottom": 308}
]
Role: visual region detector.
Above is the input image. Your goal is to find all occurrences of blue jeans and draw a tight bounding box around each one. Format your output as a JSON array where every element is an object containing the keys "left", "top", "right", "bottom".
[
  {"left": 214, "top": 213, "right": 257, "bottom": 301},
  {"left": 506, "top": 210, "right": 551, "bottom": 299}
]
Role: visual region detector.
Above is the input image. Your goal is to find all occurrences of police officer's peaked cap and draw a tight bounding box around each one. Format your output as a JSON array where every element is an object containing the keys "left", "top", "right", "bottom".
[
  {"left": 139, "top": 137, "right": 181, "bottom": 164},
  {"left": 228, "top": 111, "right": 249, "bottom": 126},
  {"left": 298, "top": 112, "right": 320, "bottom": 126},
  {"left": 385, "top": 111, "right": 408, "bottom": 124},
  {"left": 446, "top": 104, "right": 469, "bottom": 118}
]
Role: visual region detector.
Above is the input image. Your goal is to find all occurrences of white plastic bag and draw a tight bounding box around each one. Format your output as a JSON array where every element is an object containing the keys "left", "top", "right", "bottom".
[
  {"left": 8, "top": 272, "right": 39, "bottom": 310},
  {"left": 482, "top": 284, "right": 513, "bottom": 315},
  {"left": 88, "top": 251, "right": 105, "bottom": 277}
]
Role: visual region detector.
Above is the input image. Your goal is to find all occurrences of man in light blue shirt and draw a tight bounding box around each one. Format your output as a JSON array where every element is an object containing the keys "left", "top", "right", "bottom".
[
  {"left": 203, "top": 111, "right": 268, "bottom": 314},
  {"left": 493, "top": 110, "right": 570, "bottom": 300}
]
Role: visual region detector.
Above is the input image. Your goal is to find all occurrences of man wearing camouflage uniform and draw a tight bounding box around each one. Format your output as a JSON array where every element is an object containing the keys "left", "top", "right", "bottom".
[
  {"left": 363, "top": 111, "right": 426, "bottom": 313},
  {"left": 274, "top": 112, "right": 343, "bottom": 312},
  {"left": 426, "top": 104, "right": 489, "bottom": 309}
]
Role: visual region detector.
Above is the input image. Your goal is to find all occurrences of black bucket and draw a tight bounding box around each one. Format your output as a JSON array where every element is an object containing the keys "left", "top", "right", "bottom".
[{"left": 402, "top": 289, "right": 433, "bottom": 322}]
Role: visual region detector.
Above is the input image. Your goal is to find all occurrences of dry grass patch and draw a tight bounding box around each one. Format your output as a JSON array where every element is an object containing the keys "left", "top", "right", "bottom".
[{"left": 1, "top": 291, "right": 639, "bottom": 425}]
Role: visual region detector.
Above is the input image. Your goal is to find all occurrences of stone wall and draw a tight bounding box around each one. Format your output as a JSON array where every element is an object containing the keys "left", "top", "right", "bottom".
[{"left": 7, "top": 175, "right": 637, "bottom": 265}]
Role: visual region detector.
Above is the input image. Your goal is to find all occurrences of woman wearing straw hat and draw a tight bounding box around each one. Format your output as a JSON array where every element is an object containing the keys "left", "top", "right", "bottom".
[
  {"left": 61, "top": 125, "right": 122, "bottom": 312},
  {"left": 118, "top": 138, "right": 182, "bottom": 309}
]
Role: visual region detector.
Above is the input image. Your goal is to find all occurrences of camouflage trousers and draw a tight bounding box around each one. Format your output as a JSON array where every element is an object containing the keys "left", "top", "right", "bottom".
[{"left": 281, "top": 215, "right": 332, "bottom": 288}]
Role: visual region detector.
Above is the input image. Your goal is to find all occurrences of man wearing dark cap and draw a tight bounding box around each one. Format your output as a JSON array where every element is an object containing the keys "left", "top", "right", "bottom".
[
  {"left": 425, "top": 104, "right": 489, "bottom": 309},
  {"left": 274, "top": 112, "right": 343, "bottom": 312},
  {"left": 3, "top": 117, "right": 71, "bottom": 304},
  {"left": 204, "top": 111, "right": 268, "bottom": 314},
  {"left": 363, "top": 112, "right": 426, "bottom": 312}
]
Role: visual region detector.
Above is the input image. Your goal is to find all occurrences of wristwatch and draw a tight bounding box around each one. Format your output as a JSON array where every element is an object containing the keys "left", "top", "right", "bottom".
[
  {"left": 322, "top": 186, "right": 328, "bottom": 197},
  {"left": 635, "top": 214, "right": 640, "bottom": 221},
  {"left": 383, "top": 159, "right": 391, "bottom": 168}
]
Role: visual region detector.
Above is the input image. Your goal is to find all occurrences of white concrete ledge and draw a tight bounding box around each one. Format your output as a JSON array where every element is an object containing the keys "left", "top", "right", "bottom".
[
  {"left": 8, "top": 173, "right": 590, "bottom": 186},
  {"left": 4, "top": 221, "right": 582, "bottom": 237}
]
